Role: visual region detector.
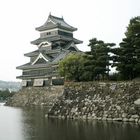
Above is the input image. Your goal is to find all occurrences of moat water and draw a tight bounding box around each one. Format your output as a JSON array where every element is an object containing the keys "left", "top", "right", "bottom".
[{"left": 0, "top": 103, "right": 140, "bottom": 140}]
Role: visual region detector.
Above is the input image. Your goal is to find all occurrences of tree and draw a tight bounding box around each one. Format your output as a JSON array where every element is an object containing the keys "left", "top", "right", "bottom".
[
  {"left": 79, "top": 54, "right": 95, "bottom": 81},
  {"left": 58, "top": 39, "right": 115, "bottom": 82},
  {"left": 0, "top": 90, "right": 15, "bottom": 101},
  {"left": 87, "top": 38, "right": 115, "bottom": 80},
  {"left": 111, "top": 16, "right": 140, "bottom": 80},
  {"left": 59, "top": 53, "right": 84, "bottom": 81}
]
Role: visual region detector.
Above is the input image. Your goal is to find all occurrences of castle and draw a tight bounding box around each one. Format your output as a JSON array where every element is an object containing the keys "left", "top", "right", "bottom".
[{"left": 17, "top": 14, "right": 82, "bottom": 87}]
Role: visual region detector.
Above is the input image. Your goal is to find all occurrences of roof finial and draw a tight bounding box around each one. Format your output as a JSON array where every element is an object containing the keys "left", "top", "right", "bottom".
[
  {"left": 61, "top": 15, "right": 64, "bottom": 20},
  {"left": 49, "top": 12, "right": 51, "bottom": 16}
]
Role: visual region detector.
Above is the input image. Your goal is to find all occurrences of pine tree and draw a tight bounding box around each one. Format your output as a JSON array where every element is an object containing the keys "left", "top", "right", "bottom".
[
  {"left": 87, "top": 38, "right": 115, "bottom": 80},
  {"left": 112, "top": 16, "right": 140, "bottom": 80}
]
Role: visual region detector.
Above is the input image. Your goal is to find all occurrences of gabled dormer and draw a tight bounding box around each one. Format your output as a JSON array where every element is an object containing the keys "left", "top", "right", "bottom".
[
  {"left": 32, "top": 53, "right": 50, "bottom": 65},
  {"left": 38, "top": 41, "right": 52, "bottom": 50}
]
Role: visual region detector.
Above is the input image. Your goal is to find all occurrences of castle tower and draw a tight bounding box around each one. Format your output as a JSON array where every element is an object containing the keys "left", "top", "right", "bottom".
[{"left": 17, "top": 14, "right": 83, "bottom": 87}]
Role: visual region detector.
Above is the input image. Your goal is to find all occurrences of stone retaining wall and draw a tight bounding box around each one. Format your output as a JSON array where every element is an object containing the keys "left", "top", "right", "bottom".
[
  {"left": 6, "top": 86, "right": 64, "bottom": 108},
  {"left": 48, "top": 82, "right": 140, "bottom": 124},
  {"left": 6, "top": 81, "right": 140, "bottom": 124}
]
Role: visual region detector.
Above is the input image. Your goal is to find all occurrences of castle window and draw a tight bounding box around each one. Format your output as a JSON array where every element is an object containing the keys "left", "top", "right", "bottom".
[{"left": 46, "top": 32, "right": 51, "bottom": 35}]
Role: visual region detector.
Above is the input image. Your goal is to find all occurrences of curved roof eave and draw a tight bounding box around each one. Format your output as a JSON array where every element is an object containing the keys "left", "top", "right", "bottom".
[
  {"left": 31, "top": 35, "right": 83, "bottom": 45},
  {"left": 36, "top": 14, "right": 77, "bottom": 32}
]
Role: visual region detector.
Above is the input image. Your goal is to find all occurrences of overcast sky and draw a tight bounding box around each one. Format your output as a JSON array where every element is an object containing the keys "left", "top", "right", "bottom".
[{"left": 0, "top": 0, "right": 139, "bottom": 81}]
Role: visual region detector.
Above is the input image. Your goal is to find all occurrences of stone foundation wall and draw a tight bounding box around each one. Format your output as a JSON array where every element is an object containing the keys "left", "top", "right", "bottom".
[
  {"left": 6, "top": 86, "right": 64, "bottom": 108},
  {"left": 6, "top": 81, "right": 140, "bottom": 123},
  {"left": 48, "top": 82, "right": 140, "bottom": 124}
]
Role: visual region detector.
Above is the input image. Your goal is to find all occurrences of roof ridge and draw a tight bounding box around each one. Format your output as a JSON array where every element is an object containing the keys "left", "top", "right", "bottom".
[
  {"left": 50, "top": 15, "right": 76, "bottom": 29},
  {"left": 50, "top": 14, "right": 64, "bottom": 21},
  {"left": 36, "top": 14, "right": 77, "bottom": 31}
]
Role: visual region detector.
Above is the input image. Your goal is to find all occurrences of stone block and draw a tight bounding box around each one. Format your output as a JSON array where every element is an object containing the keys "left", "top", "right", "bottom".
[
  {"left": 131, "top": 114, "right": 139, "bottom": 119},
  {"left": 122, "top": 113, "right": 127, "bottom": 118},
  {"left": 123, "top": 118, "right": 129, "bottom": 122},
  {"left": 107, "top": 118, "right": 113, "bottom": 121},
  {"left": 129, "top": 118, "right": 135, "bottom": 122},
  {"left": 134, "top": 99, "right": 140, "bottom": 106}
]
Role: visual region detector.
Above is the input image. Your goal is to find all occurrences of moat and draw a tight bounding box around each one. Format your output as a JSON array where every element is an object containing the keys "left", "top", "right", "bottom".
[{"left": 0, "top": 103, "right": 140, "bottom": 140}]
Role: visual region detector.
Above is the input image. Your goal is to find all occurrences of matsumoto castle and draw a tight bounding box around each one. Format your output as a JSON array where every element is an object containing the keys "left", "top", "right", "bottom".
[{"left": 17, "top": 14, "right": 83, "bottom": 87}]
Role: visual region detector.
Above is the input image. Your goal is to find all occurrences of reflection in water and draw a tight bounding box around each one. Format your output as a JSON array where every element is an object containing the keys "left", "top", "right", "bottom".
[
  {"left": 0, "top": 104, "right": 24, "bottom": 140},
  {"left": 0, "top": 103, "right": 140, "bottom": 140}
]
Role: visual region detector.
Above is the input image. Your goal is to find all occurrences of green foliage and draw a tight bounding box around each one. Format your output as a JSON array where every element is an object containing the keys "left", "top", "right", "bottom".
[
  {"left": 58, "top": 38, "right": 115, "bottom": 82},
  {"left": 87, "top": 38, "right": 115, "bottom": 80},
  {"left": 59, "top": 53, "right": 84, "bottom": 81},
  {"left": 111, "top": 16, "right": 140, "bottom": 80},
  {"left": 58, "top": 16, "right": 140, "bottom": 81},
  {"left": 0, "top": 90, "right": 15, "bottom": 101},
  {"left": 81, "top": 55, "right": 94, "bottom": 81}
]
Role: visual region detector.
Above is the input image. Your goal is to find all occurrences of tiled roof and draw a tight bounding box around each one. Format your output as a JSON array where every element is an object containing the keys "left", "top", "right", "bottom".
[
  {"left": 16, "top": 63, "right": 31, "bottom": 69},
  {"left": 16, "top": 62, "right": 58, "bottom": 70},
  {"left": 52, "top": 50, "right": 70, "bottom": 63},
  {"left": 24, "top": 49, "right": 65, "bottom": 60},
  {"left": 64, "top": 41, "right": 80, "bottom": 52},
  {"left": 24, "top": 50, "right": 39, "bottom": 57},
  {"left": 36, "top": 14, "right": 77, "bottom": 32},
  {"left": 16, "top": 73, "right": 59, "bottom": 79},
  {"left": 31, "top": 35, "right": 83, "bottom": 45}
]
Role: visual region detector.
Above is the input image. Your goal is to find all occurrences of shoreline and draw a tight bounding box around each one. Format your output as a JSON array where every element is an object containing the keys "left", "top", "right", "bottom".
[
  {"left": 48, "top": 82, "right": 140, "bottom": 124},
  {"left": 6, "top": 81, "right": 140, "bottom": 124}
]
